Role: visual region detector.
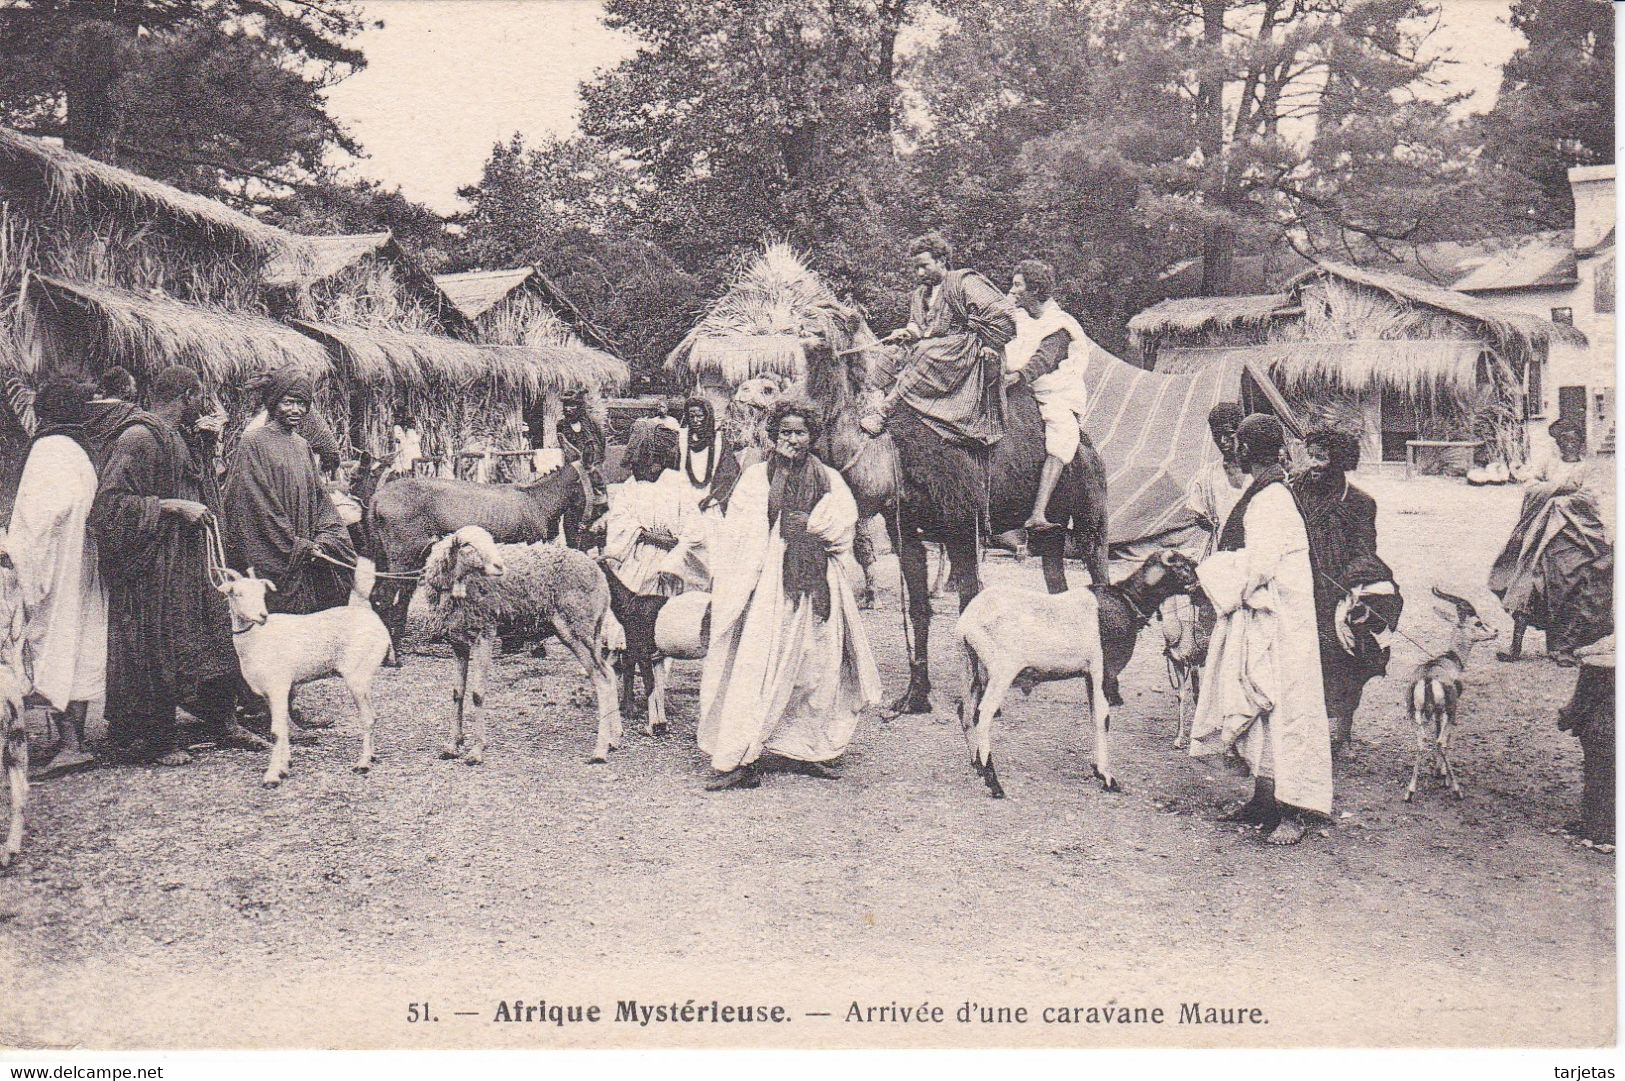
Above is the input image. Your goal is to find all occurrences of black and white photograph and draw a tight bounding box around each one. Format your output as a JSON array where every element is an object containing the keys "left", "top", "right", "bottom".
[{"left": 0, "top": 0, "right": 1614, "bottom": 1063}]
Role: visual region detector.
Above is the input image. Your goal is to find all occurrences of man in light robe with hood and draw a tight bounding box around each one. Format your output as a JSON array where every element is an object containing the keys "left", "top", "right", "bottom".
[
  {"left": 8, "top": 377, "right": 106, "bottom": 778},
  {"left": 1189, "top": 413, "right": 1332, "bottom": 845},
  {"left": 1003, "top": 258, "right": 1100, "bottom": 533}
]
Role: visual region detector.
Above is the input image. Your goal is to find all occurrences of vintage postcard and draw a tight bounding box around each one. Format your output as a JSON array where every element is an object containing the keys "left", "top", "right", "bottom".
[{"left": 0, "top": 0, "right": 1613, "bottom": 1059}]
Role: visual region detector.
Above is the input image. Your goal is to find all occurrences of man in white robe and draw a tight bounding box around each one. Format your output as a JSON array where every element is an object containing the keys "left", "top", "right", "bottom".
[
  {"left": 8, "top": 378, "right": 107, "bottom": 778},
  {"left": 1004, "top": 259, "right": 1100, "bottom": 532},
  {"left": 1189, "top": 413, "right": 1332, "bottom": 845},
  {"left": 698, "top": 402, "right": 882, "bottom": 790},
  {"left": 1185, "top": 402, "right": 1247, "bottom": 559},
  {"left": 603, "top": 422, "right": 708, "bottom": 595}
]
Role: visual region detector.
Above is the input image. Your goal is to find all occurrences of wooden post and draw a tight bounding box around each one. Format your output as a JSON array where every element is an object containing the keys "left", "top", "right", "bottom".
[{"left": 541, "top": 391, "right": 561, "bottom": 448}]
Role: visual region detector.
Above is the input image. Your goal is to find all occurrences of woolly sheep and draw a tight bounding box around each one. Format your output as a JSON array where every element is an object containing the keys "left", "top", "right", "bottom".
[{"left": 422, "top": 526, "right": 623, "bottom": 764}]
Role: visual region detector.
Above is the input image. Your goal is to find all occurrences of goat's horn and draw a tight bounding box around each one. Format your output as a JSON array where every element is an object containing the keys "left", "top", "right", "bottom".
[{"left": 1431, "top": 586, "right": 1474, "bottom": 612}]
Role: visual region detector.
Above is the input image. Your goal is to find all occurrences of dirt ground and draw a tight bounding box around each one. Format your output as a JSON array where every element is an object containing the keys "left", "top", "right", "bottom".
[{"left": 0, "top": 473, "right": 1613, "bottom": 1051}]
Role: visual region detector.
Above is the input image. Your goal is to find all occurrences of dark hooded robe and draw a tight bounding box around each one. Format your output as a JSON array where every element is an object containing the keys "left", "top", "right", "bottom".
[
  {"left": 82, "top": 398, "right": 140, "bottom": 475},
  {"left": 1291, "top": 471, "right": 1403, "bottom": 722},
  {"left": 89, "top": 409, "right": 238, "bottom": 743},
  {"left": 223, "top": 372, "right": 355, "bottom": 614}
]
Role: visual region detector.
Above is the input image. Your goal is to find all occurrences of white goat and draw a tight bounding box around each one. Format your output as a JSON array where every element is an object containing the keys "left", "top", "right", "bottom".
[
  {"left": 956, "top": 588, "right": 1113, "bottom": 799},
  {"left": 1403, "top": 586, "right": 1499, "bottom": 803},
  {"left": 956, "top": 550, "right": 1200, "bottom": 798},
  {"left": 218, "top": 559, "right": 392, "bottom": 787},
  {"left": 422, "top": 525, "right": 623, "bottom": 764}
]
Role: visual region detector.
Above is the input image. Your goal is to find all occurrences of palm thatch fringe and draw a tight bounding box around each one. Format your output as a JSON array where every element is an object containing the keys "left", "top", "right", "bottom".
[
  {"left": 25, "top": 273, "right": 331, "bottom": 390},
  {"left": 1157, "top": 340, "right": 1493, "bottom": 396},
  {"left": 0, "top": 126, "right": 307, "bottom": 267},
  {"left": 1127, "top": 292, "right": 1292, "bottom": 340},
  {"left": 1304, "top": 260, "right": 1588, "bottom": 353},
  {"left": 290, "top": 318, "right": 627, "bottom": 397},
  {"left": 666, "top": 242, "right": 879, "bottom": 384}
]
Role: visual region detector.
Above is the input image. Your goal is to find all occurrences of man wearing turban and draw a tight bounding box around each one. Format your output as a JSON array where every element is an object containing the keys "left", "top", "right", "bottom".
[{"left": 224, "top": 370, "right": 355, "bottom": 616}]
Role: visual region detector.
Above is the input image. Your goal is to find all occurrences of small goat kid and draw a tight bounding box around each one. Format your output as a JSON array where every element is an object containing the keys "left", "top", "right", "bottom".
[
  {"left": 218, "top": 560, "right": 392, "bottom": 787},
  {"left": 599, "top": 562, "right": 709, "bottom": 737},
  {"left": 956, "top": 549, "right": 1199, "bottom": 798},
  {"left": 424, "top": 526, "right": 622, "bottom": 764},
  {"left": 1403, "top": 586, "right": 1498, "bottom": 803}
]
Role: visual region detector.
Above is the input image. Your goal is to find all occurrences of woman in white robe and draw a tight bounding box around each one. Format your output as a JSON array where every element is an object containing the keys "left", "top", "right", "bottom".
[
  {"left": 1189, "top": 414, "right": 1331, "bottom": 845},
  {"left": 7, "top": 378, "right": 107, "bottom": 778},
  {"left": 698, "top": 401, "right": 882, "bottom": 790}
]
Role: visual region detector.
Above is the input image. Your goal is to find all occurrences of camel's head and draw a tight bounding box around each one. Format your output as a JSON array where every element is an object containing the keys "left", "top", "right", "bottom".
[
  {"left": 799, "top": 302, "right": 884, "bottom": 401},
  {"left": 728, "top": 376, "right": 785, "bottom": 451},
  {"left": 217, "top": 567, "right": 276, "bottom": 630},
  {"left": 424, "top": 525, "right": 507, "bottom": 600}
]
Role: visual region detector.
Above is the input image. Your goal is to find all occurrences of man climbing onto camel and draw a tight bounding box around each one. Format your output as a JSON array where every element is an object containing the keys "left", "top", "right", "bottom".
[
  {"left": 1002, "top": 259, "right": 1099, "bottom": 533},
  {"left": 859, "top": 232, "right": 1016, "bottom": 447}
]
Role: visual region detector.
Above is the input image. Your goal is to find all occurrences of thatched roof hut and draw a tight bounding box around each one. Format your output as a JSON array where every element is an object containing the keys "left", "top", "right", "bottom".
[
  {"left": 27, "top": 274, "right": 332, "bottom": 386},
  {"left": 266, "top": 230, "right": 471, "bottom": 336},
  {"left": 0, "top": 126, "right": 302, "bottom": 264},
  {"left": 0, "top": 125, "right": 633, "bottom": 488},
  {"left": 1130, "top": 260, "right": 1582, "bottom": 468},
  {"left": 665, "top": 242, "right": 881, "bottom": 389},
  {"left": 431, "top": 266, "right": 624, "bottom": 465}
]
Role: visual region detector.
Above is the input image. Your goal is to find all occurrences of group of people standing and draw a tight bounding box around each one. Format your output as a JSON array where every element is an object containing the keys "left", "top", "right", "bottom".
[
  {"left": 600, "top": 393, "right": 881, "bottom": 791},
  {"left": 1177, "top": 407, "right": 1403, "bottom": 845},
  {"left": 9, "top": 235, "right": 1608, "bottom": 828},
  {"left": 10, "top": 366, "right": 356, "bottom": 776}
]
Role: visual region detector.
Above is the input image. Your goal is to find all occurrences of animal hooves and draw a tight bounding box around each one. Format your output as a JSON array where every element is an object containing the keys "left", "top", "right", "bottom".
[
  {"left": 262, "top": 777, "right": 281, "bottom": 788},
  {"left": 352, "top": 763, "right": 371, "bottom": 774},
  {"left": 652, "top": 723, "right": 668, "bottom": 737},
  {"left": 438, "top": 746, "right": 461, "bottom": 759},
  {"left": 588, "top": 753, "right": 608, "bottom": 764}
]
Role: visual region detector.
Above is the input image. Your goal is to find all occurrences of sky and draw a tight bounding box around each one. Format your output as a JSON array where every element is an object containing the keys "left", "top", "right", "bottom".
[{"left": 322, "top": 0, "right": 1526, "bottom": 215}]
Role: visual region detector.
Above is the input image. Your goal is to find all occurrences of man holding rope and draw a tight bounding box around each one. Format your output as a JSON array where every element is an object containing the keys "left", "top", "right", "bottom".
[
  {"left": 90, "top": 366, "right": 268, "bottom": 765},
  {"left": 224, "top": 370, "right": 355, "bottom": 616}
]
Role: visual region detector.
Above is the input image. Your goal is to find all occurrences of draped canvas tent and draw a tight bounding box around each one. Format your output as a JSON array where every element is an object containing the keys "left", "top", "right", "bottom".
[{"left": 1079, "top": 342, "right": 1296, "bottom": 556}]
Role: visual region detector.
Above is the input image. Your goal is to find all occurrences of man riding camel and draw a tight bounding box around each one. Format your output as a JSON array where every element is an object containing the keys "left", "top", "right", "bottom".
[
  {"left": 1003, "top": 258, "right": 1100, "bottom": 533},
  {"left": 859, "top": 232, "right": 1017, "bottom": 448}
]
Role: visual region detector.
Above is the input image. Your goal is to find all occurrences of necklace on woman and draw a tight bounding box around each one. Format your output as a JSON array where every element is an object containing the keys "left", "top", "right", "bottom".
[{"left": 685, "top": 436, "right": 714, "bottom": 488}]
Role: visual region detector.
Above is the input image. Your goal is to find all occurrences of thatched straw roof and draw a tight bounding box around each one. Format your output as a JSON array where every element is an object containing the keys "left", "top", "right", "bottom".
[
  {"left": 289, "top": 319, "right": 627, "bottom": 397},
  {"left": 436, "top": 265, "right": 617, "bottom": 353},
  {"left": 1127, "top": 292, "right": 1291, "bottom": 339},
  {"left": 1130, "top": 259, "right": 1583, "bottom": 359},
  {"left": 25, "top": 274, "right": 331, "bottom": 387},
  {"left": 0, "top": 126, "right": 305, "bottom": 263},
  {"left": 1299, "top": 260, "right": 1585, "bottom": 352},
  {"left": 1157, "top": 340, "right": 1492, "bottom": 396},
  {"left": 666, "top": 242, "right": 877, "bottom": 383}
]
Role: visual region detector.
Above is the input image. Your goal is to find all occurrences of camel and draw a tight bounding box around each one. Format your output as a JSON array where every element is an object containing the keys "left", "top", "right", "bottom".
[{"left": 799, "top": 304, "right": 1109, "bottom": 714}]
